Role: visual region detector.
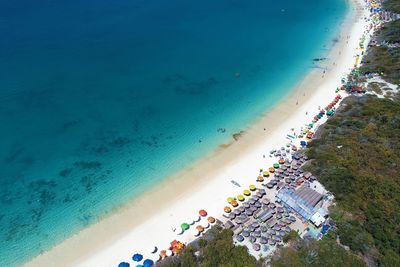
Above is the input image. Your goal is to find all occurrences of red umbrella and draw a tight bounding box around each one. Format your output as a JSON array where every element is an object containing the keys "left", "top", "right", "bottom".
[{"left": 199, "top": 209, "right": 207, "bottom": 217}]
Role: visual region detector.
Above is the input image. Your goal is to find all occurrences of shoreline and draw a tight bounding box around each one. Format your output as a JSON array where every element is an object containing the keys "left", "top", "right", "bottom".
[{"left": 25, "top": 0, "right": 369, "bottom": 266}]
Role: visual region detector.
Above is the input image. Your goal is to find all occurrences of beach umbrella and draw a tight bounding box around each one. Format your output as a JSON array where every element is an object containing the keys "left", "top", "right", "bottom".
[
  {"left": 187, "top": 219, "right": 195, "bottom": 225},
  {"left": 196, "top": 225, "right": 204, "bottom": 232},
  {"left": 166, "top": 250, "right": 173, "bottom": 257},
  {"left": 233, "top": 209, "right": 241, "bottom": 216},
  {"left": 253, "top": 243, "right": 261, "bottom": 251},
  {"left": 256, "top": 175, "right": 264, "bottom": 182},
  {"left": 268, "top": 167, "right": 275, "bottom": 173},
  {"left": 249, "top": 184, "right": 256, "bottom": 191},
  {"left": 194, "top": 215, "right": 201, "bottom": 222},
  {"left": 176, "top": 227, "right": 184, "bottom": 235},
  {"left": 273, "top": 163, "right": 280, "bottom": 168},
  {"left": 231, "top": 200, "right": 238, "bottom": 207},
  {"left": 192, "top": 229, "right": 200, "bottom": 237},
  {"left": 243, "top": 189, "right": 251, "bottom": 196},
  {"left": 119, "top": 262, "right": 130, "bottom": 267},
  {"left": 224, "top": 206, "right": 231, "bottom": 213},
  {"left": 159, "top": 250, "right": 167, "bottom": 259},
  {"left": 198, "top": 209, "right": 207, "bottom": 217},
  {"left": 237, "top": 194, "right": 245, "bottom": 201},
  {"left": 143, "top": 259, "right": 154, "bottom": 267},
  {"left": 180, "top": 223, "right": 190, "bottom": 231},
  {"left": 227, "top": 197, "right": 234, "bottom": 203},
  {"left": 236, "top": 235, "right": 244, "bottom": 242},
  {"left": 202, "top": 221, "right": 210, "bottom": 229},
  {"left": 262, "top": 171, "right": 270, "bottom": 177},
  {"left": 207, "top": 216, "right": 216, "bottom": 223},
  {"left": 132, "top": 253, "right": 143, "bottom": 262}
]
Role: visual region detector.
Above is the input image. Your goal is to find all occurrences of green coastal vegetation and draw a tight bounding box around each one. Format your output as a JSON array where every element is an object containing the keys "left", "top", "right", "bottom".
[
  {"left": 161, "top": 2, "right": 400, "bottom": 267},
  {"left": 159, "top": 226, "right": 261, "bottom": 267}
]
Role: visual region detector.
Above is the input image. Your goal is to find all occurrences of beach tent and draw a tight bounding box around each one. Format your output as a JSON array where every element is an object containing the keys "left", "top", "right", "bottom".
[
  {"left": 180, "top": 223, "right": 190, "bottom": 231},
  {"left": 119, "top": 262, "right": 130, "bottom": 267},
  {"left": 143, "top": 259, "right": 154, "bottom": 267},
  {"left": 132, "top": 253, "right": 143, "bottom": 262},
  {"left": 198, "top": 209, "right": 207, "bottom": 217}
]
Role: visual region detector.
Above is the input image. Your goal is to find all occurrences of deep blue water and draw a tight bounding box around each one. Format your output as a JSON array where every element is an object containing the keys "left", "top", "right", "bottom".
[{"left": 0, "top": 0, "right": 347, "bottom": 265}]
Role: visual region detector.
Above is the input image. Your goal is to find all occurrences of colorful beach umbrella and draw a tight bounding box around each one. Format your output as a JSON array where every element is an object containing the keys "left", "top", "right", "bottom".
[
  {"left": 207, "top": 216, "right": 216, "bottom": 223},
  {"left": 243, "top": 189, "right": 251, "bottom": 196},
  {"left": 237, "top": 194, "right": 245, "bottom": 201},
  {"left": 249, "top": 185, "right": 256, "bottom": 191},
  {"left": 269, "top": 167, "right": 275, "bottom": 173},
  {"left": 273, "top": 163, "right": 280, "bottom": 168},
  {"left": 181, "top": 223, "right": 190, "bottom": 231},
  {"left": 224, "top": 206, "right": 232, "bottom": 213},
  {"left": 227, "top": 197, "right": 234, "bottom": 203},
  {"left": 119, "top": 262, "right": 130, "bottom": 267},
  {"left": 198, "top": 209, "right": 207, "bottom": 217},
  {"left": 230, "top": 200, "right": 238, "bottom": 207},
  {"left": 262, "top": 171, "right": 270, "bottom": 177},
  {"left": 143, "top": 259, "right": 154, "bottom": 267},
  {"left": 132, "top": 253, "right": 143, "bottom": 262}
]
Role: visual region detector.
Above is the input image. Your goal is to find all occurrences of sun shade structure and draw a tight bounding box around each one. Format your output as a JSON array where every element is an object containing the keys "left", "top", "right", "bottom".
[
  {"left": 207, "top": 216, "right": 216, "bottom": 223},
  {"left": 119, "top": 262, "right": 130, "bottom": 267},
  {"left": 198, "top": 209, "right": 207, "bottom": 217},
  {"left": 243, "top": 189, "right": 251, "bottom": 196},
  {"left": 273, "top": 163, "right": 280, "bottom": 168},
  {"left": 227, "top": 197, "right": 234, "bottom": 203},
  {"left": 262, "top": 171, "right": 270, "bottom": 177},
  {"left": 224, "top": 206, "right": 232, "bottom": 213},
  {"left": 230, "top": 200, "right": 238, "bottom": 207},
  {"left": 249, "top": 185, "right": 256, "bottom": 191},
  {"left": 269, "top": 167, "right": 275, "bottom": 173},
  {"left": 237, "top": 195, "right": 245, "bottom": 201},
  {"left": 143, "top": 259, "right": 154, "bottom": 267},
  {"left": 132, "top": 253, "right": 143, "bottom": 262},
  {"left": 257, "top": 176, "right": 264, "bottom": 182},
  {"left": 180, "top": 223, "right": 190, "bottom": 231},
  {"left": 276, "top": 186, "right": 322, "bottom": 220}
]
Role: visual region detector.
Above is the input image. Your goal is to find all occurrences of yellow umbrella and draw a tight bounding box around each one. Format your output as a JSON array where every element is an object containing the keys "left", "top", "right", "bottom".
[
  {"left": 262, "top": 171, "right": 270, "bottom": 177},
  {"left": 249, "top": 184, "right": 256, "bottom": 191},
  {"left": 227, "top": 197, "right": 234, "bottom": 203},
  {"left": 243, "top": 189, "right": 251, "bottom": 196},
  {"left": 237, "top": 195, "right": 245, "bottom": 201}
]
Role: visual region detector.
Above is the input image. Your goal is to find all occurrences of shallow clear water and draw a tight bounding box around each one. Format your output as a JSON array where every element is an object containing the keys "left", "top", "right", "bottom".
[{"left": 0, "top": 0, "right": 347, "bottom": 265}]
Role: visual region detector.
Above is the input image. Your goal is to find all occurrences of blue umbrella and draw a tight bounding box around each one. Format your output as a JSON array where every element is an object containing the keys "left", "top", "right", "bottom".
[
  {"left": 300, "top": 141, "right": 307, "bottom": 147},
  {"left": 143, "top": 259, "right": 154, "bottom": 267},
  {"left": 132, "top": 253, "right": 143, "bottom": 262},
  {"left": 135, "top": 265, "right": 144, "bottom": 267},
  {"left": 118, "top": 262, "right": 130, "bottom": 267}
]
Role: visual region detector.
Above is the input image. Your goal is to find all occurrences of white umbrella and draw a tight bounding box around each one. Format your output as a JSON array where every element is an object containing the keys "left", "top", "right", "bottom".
[
  {"left": 201, "top": 221, "right": 210, "bottom": 229},
  {"left": 176, "top": 228, "right": 184, "bottom": 235},
  {"left": 192, "top": 229, "right": 200, "bottom": 237},
  {"left": 194, "top": 215, "right": 201, "bottom": 222},
  {"left": 188, "top": 219, "right": 195, "bottom": 225},
  {"left": 166, "top": 250, "right": 173, "bottom": 257}
]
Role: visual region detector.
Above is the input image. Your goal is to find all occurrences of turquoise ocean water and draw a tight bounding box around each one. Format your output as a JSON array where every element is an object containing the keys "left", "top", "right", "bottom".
[{"left": 0, "top": 0, "right": 347, "bottom": 265}]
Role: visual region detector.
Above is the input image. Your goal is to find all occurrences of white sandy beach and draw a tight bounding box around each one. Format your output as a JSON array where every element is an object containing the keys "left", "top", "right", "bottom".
[{"left": 25, "top": 0, "right": 375, "bottom": 266}]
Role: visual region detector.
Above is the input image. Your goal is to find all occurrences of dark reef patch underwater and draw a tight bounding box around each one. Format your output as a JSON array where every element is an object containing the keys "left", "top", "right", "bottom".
[{"left": 0, "top": 0, "right": 347, "bottom": 265}]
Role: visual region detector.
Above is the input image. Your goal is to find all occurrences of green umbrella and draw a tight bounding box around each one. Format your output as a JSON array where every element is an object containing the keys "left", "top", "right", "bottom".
[
  {"left": 273, "top": 163, "right": 280, "bottom": 168},
  {"left": 181, "top": 223, "right": 190, "bottom": 231}
]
